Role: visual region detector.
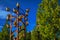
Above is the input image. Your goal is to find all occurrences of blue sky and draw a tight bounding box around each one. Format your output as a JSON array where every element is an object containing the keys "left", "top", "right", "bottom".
[{"left": 0, "top": 0, "right": 41, "bottom": 32}]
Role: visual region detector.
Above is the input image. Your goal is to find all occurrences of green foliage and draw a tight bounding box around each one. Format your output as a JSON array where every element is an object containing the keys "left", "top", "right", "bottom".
[
  {"left": 31, "top": 27, "right": 41, "bottom": 40},
  {"left": 0, "top": 21, "right": 9, "bottom": 40},
  {"left": 37, "top": 0, "right": 60, "bottom": 40},
  {"left": 26, "top": 32, "right": 31, "bottom": 40},
  {"left": 2, "top": 24, "right": 9, "bottom": 40},
  {"left": 0, "top": 32, "right": 2, "bottom": 40}
]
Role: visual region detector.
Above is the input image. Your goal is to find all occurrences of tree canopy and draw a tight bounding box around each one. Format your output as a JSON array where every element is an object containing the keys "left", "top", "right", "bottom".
[{"left": 37, "top": 0, "right": 60, "bottom": 40}]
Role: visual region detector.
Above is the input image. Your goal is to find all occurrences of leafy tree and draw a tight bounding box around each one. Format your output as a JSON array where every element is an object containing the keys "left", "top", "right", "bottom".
[
  {"left": 31, "top": 29, "right": 37, "bottom": 40},
  {"left": 1, "top": 24, "right": 9, "bottom": 40},
  {"left": 31, "top": 26, "right": 41, "bottom": 40},
  {"left": 0, "top": 20, "right": 9, "bottom": 40},
  {"left": 37, "top": 0, "right": 60, "bottom": 40},
  {"left": 0, "top": 32, "right": 2, "bottom": 40},
  {"left": 26, "top": 32, "right": 31, "bottom": 40}
]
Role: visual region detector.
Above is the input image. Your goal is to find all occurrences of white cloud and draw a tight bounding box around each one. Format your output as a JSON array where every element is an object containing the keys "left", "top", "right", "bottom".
[{"left": 0, "top": 10, "right": 10, "bottom": 19}]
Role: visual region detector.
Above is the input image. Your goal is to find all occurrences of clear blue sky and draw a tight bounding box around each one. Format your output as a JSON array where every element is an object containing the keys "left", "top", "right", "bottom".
[{"left": 0, "top": 0, "right": 41, "bottom": 32}]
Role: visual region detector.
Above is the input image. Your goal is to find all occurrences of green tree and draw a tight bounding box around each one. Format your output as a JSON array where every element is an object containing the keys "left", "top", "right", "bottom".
[
  {"left": 0, "top": 20, "right": 10, "bottom": 40},
  {"left": 26, "top": 32, "right": 31, "bottom": 40},
  {"left": 31, "top": 28, "right": 38, "bottom": 40},
  {"left": 31, "top": 26, "right": 41, "bottom": 40},
  {"left": 0, "top": 32, "right": 2, "bottom": 40},
  {"left": 1, "top": 24, "right": 9, "bottom": 40},
  {"left": 37, "top": 0, "right": 60, "bottom": 40}
]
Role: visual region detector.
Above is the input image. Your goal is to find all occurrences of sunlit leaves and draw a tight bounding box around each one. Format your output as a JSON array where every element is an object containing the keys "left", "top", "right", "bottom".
[{"left": 37, "top": 0, "right": 60, "bottom": 40}]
